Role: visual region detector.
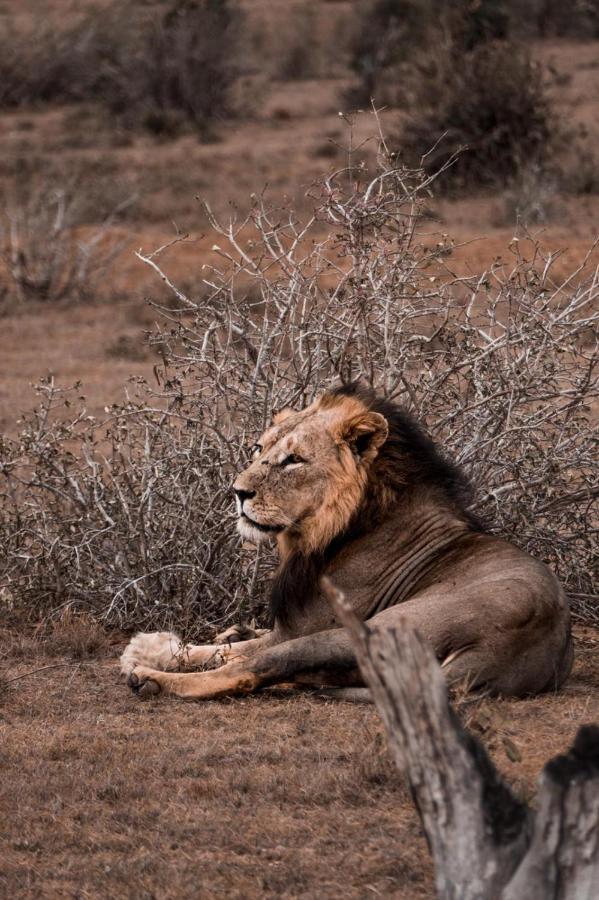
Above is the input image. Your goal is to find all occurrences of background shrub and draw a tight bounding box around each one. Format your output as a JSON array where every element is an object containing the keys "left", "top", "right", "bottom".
[
  {"left": 346, "top": 0, "right": 557, "bottom": 190},
  {"left": 275, "top": 3, "right": 322, "bottom": 81},
  {"left": 108, "top": 0, "right": 240, "bottom": 136},
  {"left": 0, "top": 180, "right": 128, "bottom": 306},
  {"left": 0, "top": 11, "right": 126, "bottom": 108},
  {"left": 400, "top": 40, "right": 554, "bottom": 188},
  {"left": 0, "top": 147, "right": 596, "bottom": 636},
  {"left": 347, "top": 0, "right": 511, "bottom": 107},
  {"left": 0, "top": 0, "right": 240, "bottom": 136},
  {"left": 526, "top": 0, "right": 599, "bottom": 38}
]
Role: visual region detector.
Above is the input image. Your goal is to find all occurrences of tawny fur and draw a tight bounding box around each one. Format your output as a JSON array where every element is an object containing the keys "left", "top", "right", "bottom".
[{"left": 121, "top": 384, "right": 573, "bottom": 702}]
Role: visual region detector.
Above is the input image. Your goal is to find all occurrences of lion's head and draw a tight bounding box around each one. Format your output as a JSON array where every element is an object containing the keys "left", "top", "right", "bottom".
[
  {"left": 233, "top": 388, "right": 389, "bottom": 555},
  {"left": 234, "top": 382, "right": 479, "bottom": 629}
]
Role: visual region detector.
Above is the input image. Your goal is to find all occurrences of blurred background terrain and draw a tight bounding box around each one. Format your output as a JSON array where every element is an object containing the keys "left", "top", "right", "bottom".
[{"left": 0, "top": 0, "right": 598, "bottom": 429}]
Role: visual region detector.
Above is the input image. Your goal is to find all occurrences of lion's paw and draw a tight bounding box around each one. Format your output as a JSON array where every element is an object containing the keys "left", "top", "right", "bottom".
[
  {"left": 214, "top": 623, "right": 270, "bottom": 644},
  {"left": 120, "top": 632, "right": 183, "bottom": 676},
  {"left": 127, "top": 667, "right": 162, "bottom": 699}
]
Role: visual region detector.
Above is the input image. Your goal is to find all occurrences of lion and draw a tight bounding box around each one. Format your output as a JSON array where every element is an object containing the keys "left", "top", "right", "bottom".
[{"left": 121, "top": 383, "right": 573, "bottom": 700}]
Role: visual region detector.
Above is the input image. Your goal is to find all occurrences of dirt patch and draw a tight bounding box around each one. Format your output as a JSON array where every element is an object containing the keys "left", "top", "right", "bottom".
[
  {"left": 0, "top": 625, "right": 597, "bottom": 899},
  {"left": 0, "top": 646, "right": 431, "bottom": 898}
]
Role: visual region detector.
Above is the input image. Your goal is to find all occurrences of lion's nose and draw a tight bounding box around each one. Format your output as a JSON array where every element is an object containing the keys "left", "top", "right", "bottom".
[{"left": 234, "top": 488, "right": 256, "bottom": 504}]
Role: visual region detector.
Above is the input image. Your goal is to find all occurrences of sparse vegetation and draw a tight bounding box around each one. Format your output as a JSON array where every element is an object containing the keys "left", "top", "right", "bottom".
[
  {"left": 0, "top": 0, "right": 241, "bottom": 136},
  {"left": 1, "top": 145, "right": 596, "bottom": 635},
  {"left": 400, "top": 40, "right": 555, "bottom": 188},
  {"left": 0, "top": 181, "right": 128, "bottom": 306},
  {"left": 347, "top": 1, "right": 558, "bottom": 189}
]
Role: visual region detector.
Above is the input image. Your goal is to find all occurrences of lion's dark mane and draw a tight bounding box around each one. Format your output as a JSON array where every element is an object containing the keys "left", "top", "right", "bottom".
[{"left": 269, "top": 383, "right": 484, "bottom": 629}]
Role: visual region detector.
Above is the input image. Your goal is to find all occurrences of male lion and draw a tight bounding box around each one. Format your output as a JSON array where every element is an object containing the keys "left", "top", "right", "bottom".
[{"left": 121, "top": 383, "right": 573, "bottom": 700}]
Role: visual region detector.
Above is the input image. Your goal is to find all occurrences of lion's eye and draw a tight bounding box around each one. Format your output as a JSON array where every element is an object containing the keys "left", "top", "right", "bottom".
[
  {"left": 281, "top": 453, "right": 304, "bottom": 467},
  {"left": 250, "top": 443, "right": 262, "bottom": 459}
]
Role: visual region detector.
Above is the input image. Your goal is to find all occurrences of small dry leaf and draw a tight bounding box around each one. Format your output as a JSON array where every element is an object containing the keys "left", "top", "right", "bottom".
[{"left": 502, "top": 735, "right": 522, "bottom": 763}]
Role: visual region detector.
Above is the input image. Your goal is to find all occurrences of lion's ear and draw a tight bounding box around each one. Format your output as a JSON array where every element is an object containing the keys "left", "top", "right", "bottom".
[
  {"left": 272, "top": 407, "right": 295, "bottom": 425},
  {"left": 339, "top": 411, "right": 388, "bottom": 464}
]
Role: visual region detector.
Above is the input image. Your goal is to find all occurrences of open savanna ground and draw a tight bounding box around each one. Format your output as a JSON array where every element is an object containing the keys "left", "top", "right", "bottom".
[{"left": 1, "top": 624, "right": 598, "bottom": 899}]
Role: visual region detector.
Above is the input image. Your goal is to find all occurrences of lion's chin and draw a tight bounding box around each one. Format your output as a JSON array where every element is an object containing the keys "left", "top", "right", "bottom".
[{"left": 236, "top": 517, "right": 278, "bottom": 544}]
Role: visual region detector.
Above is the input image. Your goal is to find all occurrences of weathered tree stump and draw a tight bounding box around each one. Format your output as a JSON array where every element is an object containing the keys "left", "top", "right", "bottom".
[{"left": 322, "top": 577, "right": 599, "bottom": 900}]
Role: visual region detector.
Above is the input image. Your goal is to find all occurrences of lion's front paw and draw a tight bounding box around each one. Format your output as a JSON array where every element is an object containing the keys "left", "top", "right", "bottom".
[
  {"left": 120, "top": 632, "right": 183, "bottom": 676},
  {"left": 127, "top": 667, "right": 162, "bottom": 699}
]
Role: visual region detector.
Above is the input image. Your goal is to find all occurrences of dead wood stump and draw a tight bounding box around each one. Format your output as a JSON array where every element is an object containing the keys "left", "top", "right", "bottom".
[{"left": 322, "top": 577, "right": 599, "bottom": 900}]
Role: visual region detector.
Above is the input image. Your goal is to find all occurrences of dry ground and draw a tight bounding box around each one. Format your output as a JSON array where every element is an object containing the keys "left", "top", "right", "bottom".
[
  {"left": 0, "top": 4, "right": 598, "bottom": 897},
  {"left": 0, "top": 624, "right": 598, "bottom": 900}
]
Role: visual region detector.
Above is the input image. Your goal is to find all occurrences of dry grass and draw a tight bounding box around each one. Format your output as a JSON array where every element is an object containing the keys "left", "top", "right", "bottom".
[
  {"left": 39, "top": 609, "right": 115, "bottom": 659},
  {"left": 0, "top": 642, "right": 431, "bottom": 899},
  {"left": 0, "top": 624, "right": 597, "bottom": 899}
]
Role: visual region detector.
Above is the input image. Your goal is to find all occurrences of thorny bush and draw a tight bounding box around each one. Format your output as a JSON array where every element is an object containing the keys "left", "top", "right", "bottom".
[{"left": 0, "top": 145, "right": 597, "bottom": 636}]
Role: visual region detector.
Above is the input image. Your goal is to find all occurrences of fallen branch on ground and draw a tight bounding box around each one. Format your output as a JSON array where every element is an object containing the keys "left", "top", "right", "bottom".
[{"left": 1, "top": 662, "right": 87, "bottom": 685}]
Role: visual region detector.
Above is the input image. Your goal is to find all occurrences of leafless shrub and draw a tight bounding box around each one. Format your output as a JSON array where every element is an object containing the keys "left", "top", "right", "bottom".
[
  {"left": 0, "top": 137, "right": 597, "bottom": 634},
  {"left": 0, "top": 153, "right": 139, "bottom": 225},
  {"left": 0, "top": 376, "right": 258, "bottom": 638},
  {"left": 0, "top": 182, "right": 130, "bottom": 305}
]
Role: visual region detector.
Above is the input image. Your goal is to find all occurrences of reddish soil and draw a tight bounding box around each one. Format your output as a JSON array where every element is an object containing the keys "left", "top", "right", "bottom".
[{"left": 1, "top": 625, "right": 597, "bottom": 899}]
